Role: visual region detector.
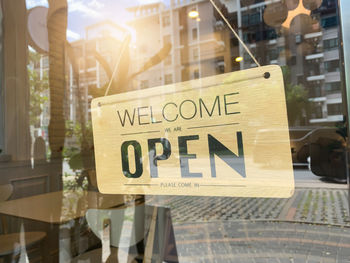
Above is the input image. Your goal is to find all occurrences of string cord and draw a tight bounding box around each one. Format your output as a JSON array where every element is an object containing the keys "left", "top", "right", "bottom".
[
  {"left": 104, "top": 35, "right": 130, "bottom": 96},
  {"left": 105, "top": 0, "right": 261, "bottom": 96},
  {"left": 209, "top": 0, "right": 261, "bottom": 67},
  {"left": 104, "top": 1, "right": 144, "bottom": 96}
]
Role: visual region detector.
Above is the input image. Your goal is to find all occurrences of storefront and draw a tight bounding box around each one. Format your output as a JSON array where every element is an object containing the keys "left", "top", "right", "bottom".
[{"left": 1, "top": 0, "right": 350, "bottom": 262}]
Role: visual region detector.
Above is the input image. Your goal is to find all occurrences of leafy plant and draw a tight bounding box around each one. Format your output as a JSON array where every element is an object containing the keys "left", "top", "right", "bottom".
[
  {"left": 282, "top": 66, "right": 310, "bottom": 126},
  {"left": 28, "top": 51, "right": 49, "bottom": 127},
  {"left": 64, "top": 120, "right": 94, "bottom": 171},
  {"left": 63, "top": 172, "right": 88, "bottom": 190}
]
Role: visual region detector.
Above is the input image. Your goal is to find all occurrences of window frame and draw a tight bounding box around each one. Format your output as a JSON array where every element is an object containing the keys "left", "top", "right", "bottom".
[
  {"left": 0, "top": 8, "right": 4, "bottom": 154},
  {"left": 192, "top": 27, "right": 198, "bottom": 41}
]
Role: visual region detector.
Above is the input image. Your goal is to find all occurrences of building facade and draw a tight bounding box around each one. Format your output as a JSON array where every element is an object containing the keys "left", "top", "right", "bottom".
[
  {"left": 127, "top": 0, "right": 234, "bottom": 88},
  {"left": 127, "top": 0, "right": 343, "bottom": 126}
]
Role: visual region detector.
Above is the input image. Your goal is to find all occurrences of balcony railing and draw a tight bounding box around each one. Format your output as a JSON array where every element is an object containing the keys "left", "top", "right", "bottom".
[{"left": 307, "top": 75, "right": 325, "bottom": 81}]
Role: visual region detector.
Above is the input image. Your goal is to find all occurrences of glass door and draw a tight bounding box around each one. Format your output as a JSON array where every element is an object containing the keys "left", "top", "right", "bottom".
[{"left": 0, "top": 0, "right": 350, "bottom": 262}]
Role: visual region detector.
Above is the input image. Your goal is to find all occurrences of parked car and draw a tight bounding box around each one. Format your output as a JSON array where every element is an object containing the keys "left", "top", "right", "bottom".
[
  {"left": 253, "top": 126, "right": 347, "bottom": 183},
  {"left": 289, "top": 128, "right": 314, "bottom": 167},
  {"left": 253, "top": 128, "right": 314, "bottom": 168},
  {"left": 309, "top": 127, "right": 347, "bottom": 183}
]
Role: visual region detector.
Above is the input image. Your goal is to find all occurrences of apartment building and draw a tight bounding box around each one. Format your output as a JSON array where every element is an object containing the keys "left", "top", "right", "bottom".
[
  {"left": 30, "top": 0, "right": 343, "bottom": 130},
  {"left": 127, "top": 0, "right": 234, "bottom": 88},
  {"left": 232, "top": 0, "right": 343, "bottom": 125},
  {"left": 29, "top": 20, "right": 129, "bottom": 150},
  {"left": 66, "top": 21, "right": 129, "bottom": 123},
  {"left": 305, "top": 0, "right": 342, "bottom": 123},
  {"left": 127, "top": 0, "right": 343, "bottom": 126}
]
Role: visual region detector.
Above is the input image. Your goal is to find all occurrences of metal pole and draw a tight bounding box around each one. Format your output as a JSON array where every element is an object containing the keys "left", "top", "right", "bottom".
[{"left": 338, "top": 0, "right": 350, "bottom": 214}]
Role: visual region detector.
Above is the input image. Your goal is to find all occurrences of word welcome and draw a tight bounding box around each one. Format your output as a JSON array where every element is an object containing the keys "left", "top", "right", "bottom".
[{"left": 117, "top": 93, "right": 239, "bottom": 127}]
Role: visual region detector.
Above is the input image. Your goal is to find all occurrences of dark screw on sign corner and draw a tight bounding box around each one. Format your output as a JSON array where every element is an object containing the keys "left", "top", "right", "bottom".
[{"left": 264, "top": 72, "right": 270, "bottom": 79}]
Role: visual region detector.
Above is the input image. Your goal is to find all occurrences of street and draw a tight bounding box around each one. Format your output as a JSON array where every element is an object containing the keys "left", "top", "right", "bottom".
[
  {"left": 294, "top": 168, "right": 347, "bottom": 189},
  {"left": 144, "top": 169, "right": 350, "bottom": 262}
]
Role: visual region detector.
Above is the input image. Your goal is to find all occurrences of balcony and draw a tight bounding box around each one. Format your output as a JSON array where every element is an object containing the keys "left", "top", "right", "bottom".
[
  {"left": 305, "top": 53, "right": 324, "bottom": 60},
  {"left": 172, "top": 0, "right": 202, "bottom": 8},
  {"left": 240, "top": 0, "right": 275, "bottom": 10},
  {"left": 325, "top": 72, "right": 341, "bottom": 82},
  {"left": 326, "top": 115, "right": 343, "bottom": 122},
  {"left": 308, "top": 86, "right": 325, "bottom": 99},
  {"left": 307, "top": 75, "right": 325, "bottom": 81},
  {"left": 188, "top": 38, "right": 225, "bottom": 48},
  {"left": 216, "top": 60, "right": 225, "bottom": 67},
  {"left": 249, "top": 43, "right": 256, "bottom": 49},
  {"left": 268, "top": 39, "right": 277, "bottom": 45},
  {"left": 309, "top": 118, "right": 327, "bottom": 123},
  {"left": 324, "top": 49, "right": 339, "bottom": 61},
  {"left": 309, "top": 97, "right": 326, "bottom": 102},
  {"left": 304, "top": 31, "right": 323, "bottom": 39},
  {"left": 216, "top": 40, "right": 225, "bottom": 47}
]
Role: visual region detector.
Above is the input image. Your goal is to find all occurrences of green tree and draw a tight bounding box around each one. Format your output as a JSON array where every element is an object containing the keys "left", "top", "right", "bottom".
[
  {"left": 28, "top": 51, "right": 49, "bottom": 127},
  {"left": 282, "top": 66, "right": 310, "bottom": 126}
]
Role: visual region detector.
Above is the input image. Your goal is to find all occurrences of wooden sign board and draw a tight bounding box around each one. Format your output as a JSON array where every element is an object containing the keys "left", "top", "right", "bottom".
[{"left": 91, "top": 65, "right": 294, "bottom": 198}]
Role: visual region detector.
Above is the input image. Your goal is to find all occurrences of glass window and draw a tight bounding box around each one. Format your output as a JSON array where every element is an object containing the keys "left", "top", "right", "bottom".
[
  {"left": 193, "top": 47, "right": 198, "bottom": 60},
  {"left": 268, "top": 48, "right": 279, "bottom": 61},
  {"left": 323, "top": 38, "right": 339, "bottom": 51},
  {"left": 310, "top": 86, "right": 322, "bottom": 97},
  {"left": 2, "top": 0, "right": 350, "bottom": 262},
  {"left": 321, "top": 16, "right": 338, "bottom": 28},
  {"left": 314, "top": 104, "right": 323, "bottom": 118},
  {"left": 327, "top": 103, "right": 342, "bottom": 115},
  {"left": 324, "top": 60, "right": 340, "bottom": 72},
  {"left": 193, "top": 68, "right": 200, "bottom": 79},
  {"left": 325, "top": 81, "right": 341, "bottom": 94},
  {"left": 41, "top": 56, "right": 49, "bottom": 68},
  {"left": 162, "top": 14, "right": 170, "bottom": 27},
  {"left": 242, "top": 14, "right": 249, "bottom": 27},
  {"left": 192, "top": 27, "right": 198, "bottom": 41},
  {"left": 266, "top": 29, "right": 277, "bottom": 40},
  {"left": 250, "top": 12, "right": 260, "bottom": 25}
]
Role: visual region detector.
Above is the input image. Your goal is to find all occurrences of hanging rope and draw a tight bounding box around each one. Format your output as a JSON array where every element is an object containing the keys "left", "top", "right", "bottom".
[{"left": 209, "top": 0, "right": 261, "bottom": 67}]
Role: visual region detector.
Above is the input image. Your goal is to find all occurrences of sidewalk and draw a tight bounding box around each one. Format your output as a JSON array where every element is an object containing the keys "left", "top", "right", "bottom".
[
  {"left": 173, "top": 221, "right": 350, "bottom": 262},
  {"left": 146, "top": 188, "right": 350, "bottom": 262},
  {"left": 147, "top": 188, "right": 349, "bottom": 226}
]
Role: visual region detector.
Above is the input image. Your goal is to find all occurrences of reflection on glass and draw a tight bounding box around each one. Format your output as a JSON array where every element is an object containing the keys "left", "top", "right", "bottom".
[{"left": 0, "top": 0, "right": 348, "bottom": 262}]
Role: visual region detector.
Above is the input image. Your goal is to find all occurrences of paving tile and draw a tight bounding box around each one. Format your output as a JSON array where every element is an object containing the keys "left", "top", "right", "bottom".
[{"left": 145, "top": 189, "right": 350, "bottom": 262}]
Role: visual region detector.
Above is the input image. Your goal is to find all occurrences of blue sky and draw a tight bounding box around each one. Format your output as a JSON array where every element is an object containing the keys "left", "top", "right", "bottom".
[{"left": 26, "top": 0, "right": 168, "bottom": 41}]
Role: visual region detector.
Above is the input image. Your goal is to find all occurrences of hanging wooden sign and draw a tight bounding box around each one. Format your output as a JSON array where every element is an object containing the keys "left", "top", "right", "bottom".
[{"left": 91, "top": 65, "right": 294, "bottom": 198}]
